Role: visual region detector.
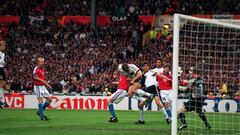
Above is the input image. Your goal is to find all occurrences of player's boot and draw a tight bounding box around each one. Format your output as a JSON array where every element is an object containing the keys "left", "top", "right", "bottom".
[
  {"left": 135, "top": 120, "right": 145, "bottom": 124},
  {"left": 166, "top": 118, "right": 171, "bottom": 125},
  {"left": 36, "top": 111, "right": 40, "bottom": 116},
  {"left": 205, "top": 123, "right": 211, "bottom": 129},
  {"left": 0, "top": 101, "right": 3, "bottom": 108},
  {"left": 3, "top": 102, "right": 9, "bottom": 107},
  {"left": 40, "top": 115, "right": 49, "bottom": 121},
  {"left": 43, "top": 115, "right": 49, "bottom": 121},
  {"left": 178, "top": 124, "right": 187, "bottom": 130},
  {"left": 108, "top": 116, "right": 118, "bottom": 123},
  {"left": 37, "top": 111, "right": 49, "bottom": 121}
]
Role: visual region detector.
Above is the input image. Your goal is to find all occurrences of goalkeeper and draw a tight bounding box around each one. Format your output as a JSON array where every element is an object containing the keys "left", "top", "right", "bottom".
[{"left": 178, "top": 68, "right": 211, "bottom": 130}]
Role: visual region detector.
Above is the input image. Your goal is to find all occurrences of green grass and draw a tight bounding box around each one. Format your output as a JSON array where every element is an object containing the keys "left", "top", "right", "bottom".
[{"left": 0, "top": 109, "right": 239, "bottom": 135}]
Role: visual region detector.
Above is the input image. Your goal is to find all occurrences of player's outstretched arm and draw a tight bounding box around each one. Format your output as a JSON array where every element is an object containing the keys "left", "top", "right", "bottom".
[
  {"left": 157, "top": 73, "right": 172, "bottom": 81},
  {"left": 179, "top": 79, "right": 195, "bottom": 91},
  {"left": 179, "top": 86, "right": 188, "bottom": 91},
  {"left": 33, "top": 74, "right": 52, "bottom": 89}
]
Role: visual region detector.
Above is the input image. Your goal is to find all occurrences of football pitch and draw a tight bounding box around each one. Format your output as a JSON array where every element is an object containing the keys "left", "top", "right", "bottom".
[{"left": 0, "top": 109, "right": 239, "bottom": 135}]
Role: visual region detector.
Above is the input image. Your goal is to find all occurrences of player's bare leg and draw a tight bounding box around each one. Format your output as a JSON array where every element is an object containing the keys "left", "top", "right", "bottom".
[{"left": 128, "top": 83, "right": 141, "bottom": 97}]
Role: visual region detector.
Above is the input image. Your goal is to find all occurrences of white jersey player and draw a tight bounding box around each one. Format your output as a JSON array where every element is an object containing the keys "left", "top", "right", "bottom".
[
  {"left": 118, "top": 63, "right": 153, "bottom": 100},
  {"left": 135, "top": 62, "right": 171, "bottom": 124},
  {"left": 0, "top": 40, "right": 8, "bottom": 108}
]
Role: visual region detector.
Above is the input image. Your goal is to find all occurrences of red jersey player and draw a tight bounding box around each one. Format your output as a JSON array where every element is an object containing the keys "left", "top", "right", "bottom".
[
  {"left": 33, "top": 57, "right": 52, "bottom": 121},
  {"left": 107, "top": 67, "right": 150, "bottom": 123},
  {"left": 107, "top": 74, "right": 129, "bottom": 122},
  {"left": 157, "top": 63, "right": 172, "bottom": 118}
]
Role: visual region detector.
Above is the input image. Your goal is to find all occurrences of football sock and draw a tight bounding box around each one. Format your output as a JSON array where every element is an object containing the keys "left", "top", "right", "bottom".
[
  {"left": 198, "top": 111, "right": 208, "bottom": 125},
  {"left": 179, "top": 112, "right": 186, "bottom": 124},
  {"left": 139, "top": 108, "right": 144, "bottom": 121},
  {"left": 166, "top": 108, "right": 172, "bottom": 118},
  {"left": 42, "top": 101, "right": 50, "bottom": 110},
  {"left": 160, "top": 107, "right": 169, "bottom": 119},
  {"left": 132, "top": 94, "right": 146, "bottom": 102},
  {"left": 108, "top": 102, "right": 116, "bottom": 117},
  {"left": 136, "top": 89, "right": 151, "bottom": 97},
  {"left": 38, "top": 103, "right": 44, "bottom": 117}
]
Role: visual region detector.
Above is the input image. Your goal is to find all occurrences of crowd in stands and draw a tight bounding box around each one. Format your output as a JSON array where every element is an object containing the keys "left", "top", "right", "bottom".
[
  {"left": 4, "top": 16, "right": 173, "bottom": 95},
  {"left": 1, "top": 0, "right": 240, "bottom": 16}
]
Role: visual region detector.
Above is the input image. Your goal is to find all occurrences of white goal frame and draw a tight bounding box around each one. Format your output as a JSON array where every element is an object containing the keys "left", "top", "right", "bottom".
[{"left": 171, "top": 14, "right": 240, "bottom": 135}]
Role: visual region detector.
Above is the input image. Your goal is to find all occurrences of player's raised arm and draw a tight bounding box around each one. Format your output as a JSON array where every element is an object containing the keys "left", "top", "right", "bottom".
[
  {"left": 33, "top": 73, "right": 52, "bottom": 89},
  {"left": 157, "top": 73, "right": 172, "bottom": 81},
  {"left": 178, "top": 79, "right": 195, "bottom": 91},
  {"left": 33, "top": 74, "right": 46, "bottom": 84}
]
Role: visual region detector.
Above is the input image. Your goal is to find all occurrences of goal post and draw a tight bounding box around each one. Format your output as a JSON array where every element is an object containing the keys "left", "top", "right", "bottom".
[{"left": 172, "top": 14, "right": 240, "bottom": 135}]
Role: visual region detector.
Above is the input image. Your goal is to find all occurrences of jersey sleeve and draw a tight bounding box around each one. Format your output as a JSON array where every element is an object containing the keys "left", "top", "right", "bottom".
[
  {"left": 129, "top": 64, "right": 140, "bottom": 74},
  {"left": 118, "top": 64, "right": 123, "bottom": 72},
  {"left": 149, "top": 70, "right": 157, "bottom": 76},
  {"left": 152, "top": 68, "right": 158, "bottom": 73},
  {"left": 33, "top": 67, "right": 39, "bottom": 76},
  {"left": 188, "top": 79, "right": 195, "bottom": 86}
]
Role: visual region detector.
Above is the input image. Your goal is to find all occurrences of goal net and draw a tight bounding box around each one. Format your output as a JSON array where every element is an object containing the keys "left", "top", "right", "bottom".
[{"left": 172, "top": 14, "right": 240, "bottom": 135}]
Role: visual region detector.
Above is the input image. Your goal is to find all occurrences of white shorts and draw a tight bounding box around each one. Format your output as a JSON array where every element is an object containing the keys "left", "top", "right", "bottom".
[
  {"left": 160, "top": 90, "right": 172, "bottom": 103},
  {"left": 34, "top": 85, "right": 51, "bottom": 98},
  {"left": 110, "top": 89, "right": 127, "bottom": 104},
  {"left": 0, "top": 89, "right": 4, "bottom": 98}
]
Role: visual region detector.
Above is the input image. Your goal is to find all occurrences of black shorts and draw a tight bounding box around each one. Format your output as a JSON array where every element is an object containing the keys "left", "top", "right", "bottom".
[
  {"left": 184, "top": 97, "right": 205, "bottom": 112},
  {"left": 134, "top": 76, "right": 146, "bottom": 86},
  {"left": 145, "top": 85, "right": 159, "bottom": 97},
  {"left": 0, "top": 67, "right": 6, "bottom": 81}
]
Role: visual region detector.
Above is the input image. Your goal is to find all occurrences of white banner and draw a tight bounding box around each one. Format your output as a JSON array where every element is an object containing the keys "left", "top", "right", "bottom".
[{"left": 4, "top": 95, "right": 240, "bottom": 113}]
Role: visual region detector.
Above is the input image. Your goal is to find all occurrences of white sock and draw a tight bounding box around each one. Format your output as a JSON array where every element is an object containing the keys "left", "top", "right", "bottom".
[
  {"left": 136, "top": 89, "right": 151, "bottom": 97},
  {"left": 132, "top": 94, "right": 145, "bottom": 102},
  {"left": 0, "top": 88, "right": 4, "bottom": 102},
  {"left": 160, "top": 107, "right": 169, "bottom": 119},
  {"left": 139, "top": 109, "right": 144, "bottom": 121}
]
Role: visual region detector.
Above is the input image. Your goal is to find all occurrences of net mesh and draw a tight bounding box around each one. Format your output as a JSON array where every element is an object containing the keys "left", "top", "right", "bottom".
[{"left": 177, "top": 18, "right": 240, "bottom": 135}]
